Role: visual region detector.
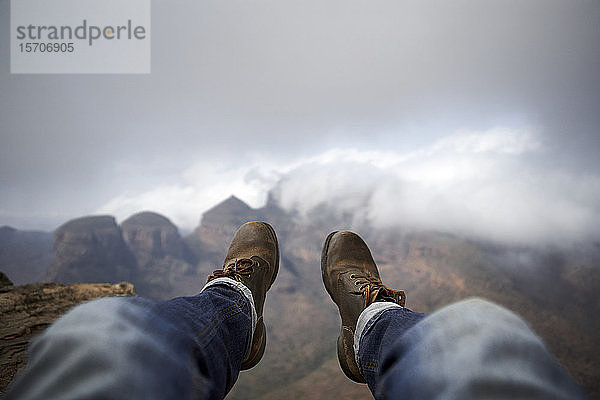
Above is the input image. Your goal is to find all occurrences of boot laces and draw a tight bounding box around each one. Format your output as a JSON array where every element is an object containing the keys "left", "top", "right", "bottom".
[
  {"left": 349, "top": 273, "right": 406, "bottom": 307},
  {"left": 207, "top": 258, "right": 258, "bottom": 283}
]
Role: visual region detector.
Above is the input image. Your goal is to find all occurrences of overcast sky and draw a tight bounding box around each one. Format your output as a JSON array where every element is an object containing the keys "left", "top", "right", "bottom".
[{"left": 1, "top": 0, "right": 599, "bottom": 244}]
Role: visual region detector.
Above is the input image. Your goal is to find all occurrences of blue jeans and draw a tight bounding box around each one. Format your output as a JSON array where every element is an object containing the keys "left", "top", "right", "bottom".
[
  {"left": 357, "top": 300, "right": 585, "bottom": 399},
  {"left": 5, "top": 281, "right": 253, "bottom": 400},
  {"left": 6, "top": 283, "right": 584, "bottom": 400}
]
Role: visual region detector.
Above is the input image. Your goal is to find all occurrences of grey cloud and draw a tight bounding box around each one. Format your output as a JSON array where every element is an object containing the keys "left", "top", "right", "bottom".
[
  {"left": 270, "top": 132, "right": 600, "bottom": 245},
  {"left": 90, "top": 130, "right": 600, "bottom": 245},
  {"left": 1, "top": 0, "right": 598, "bottom": 231}
]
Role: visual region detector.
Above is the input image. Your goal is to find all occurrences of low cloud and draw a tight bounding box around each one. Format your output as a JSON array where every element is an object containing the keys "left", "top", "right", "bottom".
[
  {"left": 97, "top": 127, "right": 600, "bottom": 245},
  {"left": 95, "top": 161, "right": 280, "bottom": 232}
]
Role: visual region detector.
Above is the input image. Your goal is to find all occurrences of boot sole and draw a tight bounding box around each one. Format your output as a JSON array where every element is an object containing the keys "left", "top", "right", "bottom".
[
  {"left": 241, "top": 317, "right": 266, "bottom": 370},
  {"left": 264, "top": 222, "right": 279, "bottom": 290}
]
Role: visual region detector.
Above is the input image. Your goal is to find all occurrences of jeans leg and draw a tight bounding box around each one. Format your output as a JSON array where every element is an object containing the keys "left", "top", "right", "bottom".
[
  {"left": 358, "top": 298, "right": 585, "bottom": 400},
  {"left": 5, "top": 282, "right": 253, "bottom": 400},
  {"left": 355, "top": 302, "right": 426, "bottom": 390}
]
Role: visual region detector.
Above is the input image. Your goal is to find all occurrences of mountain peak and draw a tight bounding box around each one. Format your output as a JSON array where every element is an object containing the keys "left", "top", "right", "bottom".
[
  {"left": 121, "top": 210, "right": 192, "bottom": 265},
  {"left": 47, "top": 215, "right": 135, "bottom": 284},
  {"left": 0, "top": 226, "right": 18, "bottom": 242},
  {"left": 0, "top": 226, "right": 17, "bottom": 234},
  {"left": 217, "top": 195, "right": 251, "bottom": 210},
  {"left": 200, "top": 195, "right": 262, "bottom": 229},
  {"left": 56, "top": 215, "right": 117, "bottom": 235},
  {"left": 121, "top": 211, "right": 175, "bottom": 229}
]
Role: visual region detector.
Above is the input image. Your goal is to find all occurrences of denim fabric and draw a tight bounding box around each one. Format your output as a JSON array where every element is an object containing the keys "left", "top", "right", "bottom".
[
  {"left": 5, "top": 284, "right": 253, "bottom": 400},
  {"left": 201, "top": 276, "right": 258, "bottom": 358},
  {"left": 356, "top": 302, "right": 426, "bottom": 387},
  {"left": 7, "top": 291, "right": 586, "bottom": 400},
  {"left": 358, "top": 298, "right": 585, "bottom": 400}
]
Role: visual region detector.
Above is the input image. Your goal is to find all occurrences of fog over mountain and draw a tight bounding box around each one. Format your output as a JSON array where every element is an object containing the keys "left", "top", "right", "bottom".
[{"left": 96, "top": 128, "right": 600, "bottom": 246}]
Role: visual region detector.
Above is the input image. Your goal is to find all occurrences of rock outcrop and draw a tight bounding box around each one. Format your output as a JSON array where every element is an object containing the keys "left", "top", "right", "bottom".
[
  {"left": 122, "top": 212, "right": 194, "bottom": 264},
  {"left": 0, "top": 274, "right": 135, "bottom": 395},
  {"left": 122, "top": 212, "right": 196, "bottom": 299},
  {"left": 45, "top": 216, "right": 136, "bottom": 284}
]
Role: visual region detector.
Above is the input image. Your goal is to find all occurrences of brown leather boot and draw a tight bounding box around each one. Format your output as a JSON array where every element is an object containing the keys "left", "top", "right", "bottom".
[
  {"left": 207, "top": 221, "right": 279, "bottom": 370},
  {"left": 321, "top": 231, "right": 406, "bottom": 383}
]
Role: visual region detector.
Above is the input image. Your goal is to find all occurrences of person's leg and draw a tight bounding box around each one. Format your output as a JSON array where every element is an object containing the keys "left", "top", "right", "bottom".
[
  {"left": 357, "top": 298, "right": 585, "bottom": 400},
  {"left": 5, "top": 281, "right": 253, "bottom": 400},
  {"left": 322, "top": 230, "right": 585, "bottom": 400},
  {"left": 353, "top": 301, "right": 425, "bottom": 388},
  {"left": 6, "top": 221, "right": 279, "bottom": 400}
]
